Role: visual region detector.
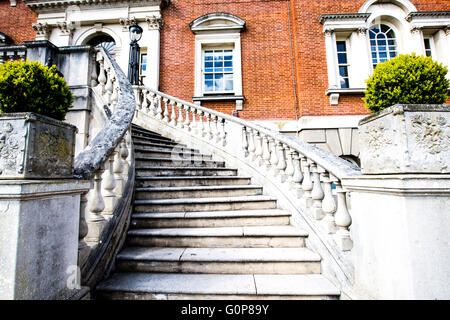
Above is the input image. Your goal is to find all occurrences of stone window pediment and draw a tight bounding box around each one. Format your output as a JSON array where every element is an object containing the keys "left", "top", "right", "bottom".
[{"left": 190, "top": 13, "right": 245, "bottom": 33}]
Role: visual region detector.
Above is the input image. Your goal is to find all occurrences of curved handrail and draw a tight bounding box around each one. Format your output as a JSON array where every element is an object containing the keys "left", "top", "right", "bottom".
[
  {"left": 73, "top": 48, "right": 136, "bottom": 179},
  {"left": 138, "top": 87, "right": 361, "bottom": 179}
]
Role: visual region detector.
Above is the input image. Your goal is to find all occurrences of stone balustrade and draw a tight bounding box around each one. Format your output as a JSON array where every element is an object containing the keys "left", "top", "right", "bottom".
[
  {"left": 0, "top": 45, "right": 27, "bottom": 64},
  {"left": 73, "top": 48, "right": 135, "bottom": 284},
  {"left": 132, "top": 85, "right": 361, "bottom": 252}
]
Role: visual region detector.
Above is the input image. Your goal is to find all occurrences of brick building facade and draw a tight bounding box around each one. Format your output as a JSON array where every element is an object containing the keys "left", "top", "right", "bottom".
[{"left": 0, "top": 0, "right": 449, "bottom": 160}]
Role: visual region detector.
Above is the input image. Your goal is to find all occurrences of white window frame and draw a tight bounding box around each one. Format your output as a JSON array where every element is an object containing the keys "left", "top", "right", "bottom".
[
  {"left": 202, "top": 46, "right": 235, "bottom": 94},
  {"left": 423, "top": 36, "right": 435, "bottom": 58},
  {"left": 368, "top": 23, "right": 399, "bottom": 70},
  {"left": 335, "top": 38, "right": 351, "bottom": 89}
]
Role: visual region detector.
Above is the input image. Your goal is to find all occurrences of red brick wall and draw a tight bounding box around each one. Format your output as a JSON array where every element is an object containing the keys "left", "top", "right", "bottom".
[
  {"left": 0, "top": 0, "right": 37, "bottom": 44},
  {"left": 160, "top": 0, "right": 450, "bottom": 120}
]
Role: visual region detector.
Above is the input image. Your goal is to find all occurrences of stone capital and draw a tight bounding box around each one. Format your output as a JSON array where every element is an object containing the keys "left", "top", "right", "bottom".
[
  {"left": 119, "top": 16, "right": 137, "bottom": 32},
  {"left": 410, "top": 24, "right": 423, "bottom": 34},
  {"left": 57, "top": 21, "right": 75, "bottom": 36},
  {"left": 323, "top": 27, "right": 335, "bottom": 37},
  {"left": 444, "top": 25, "right": 450, "bottom": 36},
  {"left": 146, "top": 16, "right": 164, "bottom": 30},
  {"left": 357, "top": 27, "right": 367, "bottom": 35},
  {"left": 32, "top": 22, "right": 50, "bottom": 40}
]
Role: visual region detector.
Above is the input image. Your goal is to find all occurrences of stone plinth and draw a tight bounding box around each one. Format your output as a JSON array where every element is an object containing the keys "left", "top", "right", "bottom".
[
  {"left": 0, "top": 179, "right": 91, "bottom": 300},
  {"left": 342, "top": 174, "right": 450, "bottom": 299},
  {"left": 358, "top": 104, "right": 449, "bottom": 174},
  {"left": 0, "top": 113, "right": 77, "bottom": 179}
]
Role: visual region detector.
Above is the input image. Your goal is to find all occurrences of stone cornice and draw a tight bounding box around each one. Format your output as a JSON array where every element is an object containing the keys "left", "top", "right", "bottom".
[
  {"left": 405, "top": 11, "right": 450, "bottom": 22},
  {"left": 24, "top": 0, "right": 170, "bottom": 9},
  {"left": 318, "top": 13, "right": 371, "bottom": 24}
]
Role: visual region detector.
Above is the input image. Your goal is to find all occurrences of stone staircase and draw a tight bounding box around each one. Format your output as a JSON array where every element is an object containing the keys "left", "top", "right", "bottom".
[{"left": 95, "top": 124, "right": 340, "bottom": 300}]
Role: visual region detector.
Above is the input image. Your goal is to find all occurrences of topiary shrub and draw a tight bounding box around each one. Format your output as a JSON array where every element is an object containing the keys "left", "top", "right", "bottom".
[
  {"left": 363, "top": 53, "right": 449, "bottom": 113},
  {"left": 0, "top": 60, "right": 73, "bottom": 121}
]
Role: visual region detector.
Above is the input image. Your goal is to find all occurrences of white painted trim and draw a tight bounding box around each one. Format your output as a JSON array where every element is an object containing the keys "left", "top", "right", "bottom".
[
  {"left": 74, "top": 26, "right": 122, "bottom": 48},
  {"left": 359, "top": 0, "right": 417, "bottom": 14}
]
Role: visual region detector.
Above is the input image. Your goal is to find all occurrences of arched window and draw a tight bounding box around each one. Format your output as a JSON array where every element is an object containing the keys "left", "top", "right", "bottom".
[{"left": 369, "top": 24, "right": 397, "bottom": 69}]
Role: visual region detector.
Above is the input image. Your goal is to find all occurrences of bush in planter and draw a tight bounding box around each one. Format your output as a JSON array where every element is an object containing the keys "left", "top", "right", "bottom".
[
  {"left": 363, "top": 53, "right": 449, "bottom": 113},
  {"left": 0, "top": 60, "right": 73, "bottom": 121}
]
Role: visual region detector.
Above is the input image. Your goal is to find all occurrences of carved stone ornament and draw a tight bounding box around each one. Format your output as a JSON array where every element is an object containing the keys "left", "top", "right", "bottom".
[
  {"left": 32, "top": 22, "right": 50, "bottom": 40},
  {"left": 358, "top": 104, "right": 450, "bottom": 174},
  {"left": 57, "top": 21, "right": 75, "bottom": 36},
  {"left": 0, "top": 113, "right": 77, "bottom": 179},
  {"left": 119, "top": 17, "right": 137, "bottom": 32},
  {"left": 146, "top": 16, "right": 164, "bottom": 30}
]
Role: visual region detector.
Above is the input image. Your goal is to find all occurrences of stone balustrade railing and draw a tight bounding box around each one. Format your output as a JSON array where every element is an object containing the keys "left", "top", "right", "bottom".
[
  {"left": 73, "top": 48, "right": 135, "bottom": 286},
  {"left": 133, "top": 86, "right": 362, "bottom": 254},
  {"left": 0, "top": 45, "right": 27, "bottom": 64}
]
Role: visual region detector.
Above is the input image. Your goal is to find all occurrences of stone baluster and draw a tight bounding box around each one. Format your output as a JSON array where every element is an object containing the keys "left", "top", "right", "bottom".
[
  {"left": 120, "top": 138, "right": 130, "bottom": 180},
  {"left": 291, "top": 150, "right": 303, "bottom": 198},
  {"left": 212, "top": 115, "right": 220, "bottom": 142},
  {"left": 163, "top": 98, "right": 170, "bottom": 122},
  {"left": 149, "top": 92, "right": 157, "bottom": 116},
  {"left": 198, "top": 110, "right": 204, "bottom": 137},
  {"left": 269, "top": 138, "right": 279, "bottom": 176},
  {"left": 242, "top": 127, "right": 249, "bottom": 157},
  {"left": 101, "top": 153, "right": 117, "bottom": 219},
  {"left": 125, "top": 129, "right": 132, "bottom": 167},
  {"left": 96, "top": 52, "right": 107, "bottom": 94},
  {"left": 111, "top": 77, "right": 120, "bottom": 111},
  {"left": 113, "top": 145, "right": 124, "bottom": 196},
  {"left": 134, "top": 87, "right": 142, "bottom": 112},
  {"left": 284, "top": 145, "right": 295, "bottom": 183},
  {"left": 333, "top": 179, "right": 353, "bottom": 251},
  {"left": 141, "top": 88, "right": 149, "bottom": 113},
  {"left": 205, "top": 113, "right": 213, "bottom": 140},
  {"left": 85, "top": 168, "right": 106, "bottom": 245},
  {"left": 105, "top": 65, "right": 113, "bottom": 105},
  {"left": 248, "top": 129, "right": 256, "bottom": 158},
  {"left": 91, "top": 58, "right": 98, "bottom": 87},
  {"left": 276, "top": 141, "right": 287, "bottom": 181},
  {"left": 190, "top": 106, "right": 197, "bottom": 133},
  {"left": 169, "top": 100, "right": 177, "bottom": 126},
  {"left": 310, "top": 163, "right": 325, "bottom": 219},
  {"left": 322, "top": 172, "right": 337, "bottom": 234},
  {"left": 156, "top": 96, "right": 163, "bottom": 120},
  {"left": 254, "top": 131, "right": 263, "bottom": 166},
  {"left": 184, "top": 105, "right": 191, "bottom": 131},
  {"left": 220, "top": 118, "right": 227, "bottom": 145},
  {"left": 300, "top": 157, "right": 313, "bottom": 208},
  {"left": 262, "top": 134, "right": 271, "bottom": 169},
  {"left": 177, "top": 102, "right": 184, "bottom": 128},
  {"left": 78, "top": 191, "right": 91, "bottom": 267}
]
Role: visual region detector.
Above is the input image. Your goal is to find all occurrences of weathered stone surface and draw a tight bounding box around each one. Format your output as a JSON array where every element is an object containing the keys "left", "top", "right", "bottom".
[
  {"left": 0, "top": 113, "right": 76, "bottom": 179},
  {"left": 358, "top": 104, "right": 450, "bottom": 174}
]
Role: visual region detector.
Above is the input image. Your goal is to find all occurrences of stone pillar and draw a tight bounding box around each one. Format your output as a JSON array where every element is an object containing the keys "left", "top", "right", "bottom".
[
  {"left": 324, "top": 27, "right": 338, "bottom": 89},
  {"left": 0, "top": 180, "right": 91, "bottom": 300},
  {"left": 342, "top": 104, "right": 450, "bottom": 299},
  {"left": 410, "top": 25, "right": 425, "bottom": 56},
  {"left": 350, "top": 27, "right": 371, "bottom": 88}
]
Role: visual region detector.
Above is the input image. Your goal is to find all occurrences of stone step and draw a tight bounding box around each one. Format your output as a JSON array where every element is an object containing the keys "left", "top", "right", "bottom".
[
  {"left": 131, "top": 209, "right": 290, "bottom": 228},
  {"left": 135, "top": 157, "right": 225, "bottom": 168},
  {"left": 126, "top": 226, "right": 307, "bottom": 248},
  {"left": 134, "top": 148, "right": 204, "bottom": 159},
  {"left": 95, "top": 273, "right": 340, "bottom": 300},
  {"left": 115, "top": 247, "right": 321, "bottom": 274},
  {"left": 135, "top": 176, "right": 252, "bottom": 188},
  {"left": 135, "top": 185, "right": 263, "bottom": 200},
  {"left": 131, "top": 129, "right": 173, "bottom": 141},
  {"left": 133, "top": 140, "right": 191, "bottom": 152},
  {"left": 132, "top": 135, "right": 180, "bottom": 146},
  {"left": 134, "top": 195, "right": 277, "bottom": 213},
  {"left": 135, "top": 166, "right": 238, "bottom": 177}
]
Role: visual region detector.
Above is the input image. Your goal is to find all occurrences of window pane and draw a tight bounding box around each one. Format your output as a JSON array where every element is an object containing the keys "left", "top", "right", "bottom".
[
  {"left": 224, "top": 60, "right": 233, "bottom": 67},
  {"left": 205, "top": 62, "right": 213, "bottom": 68},
  {"left": 205, "top": 81, "right": 213, "bottom": 91},
  {"left": 336, "top": 41, "right": 346, "bottom": 52},
  {"left": 214, "top": 79, "right": 223, "bottom": 91},
  {"left": 424, "top": 38, "right": 431, "bottom": 49},
  {"left": 205, "top": 74, "right": 213, "bottom": 80},
  {"left": 338, "top": 53, "right": 347, "bottom": 64},
  {"left": 205, "top": 68, "right": 213, "bottom": 73},
  {"left": 339, "top": 66, "right": 348, "bottom": 77},
  {"left": 214, "top": 61, "right": 223, "bottom": 68},
  {"left": 225, "top": 80, "right": 233, "bottom": 91},
  {"left": 369, "top": 24, "right": 397, "bottom": 69}
]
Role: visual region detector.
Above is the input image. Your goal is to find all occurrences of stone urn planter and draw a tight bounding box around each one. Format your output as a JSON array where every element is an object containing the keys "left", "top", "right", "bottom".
[
  {"left": 0, "top": 112, "right": 77, "bottom": 179},
  {"left": 358, "top": 104, "right": 450, "bottom": 174}
]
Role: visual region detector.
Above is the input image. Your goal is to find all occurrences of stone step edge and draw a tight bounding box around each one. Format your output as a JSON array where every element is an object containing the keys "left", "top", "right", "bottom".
[
  {"left": 135, "top": 166, "right": 237, "bottom": 170},
  {"left": 135, "top": 176, "right": 250, "bottom": 180},
  {"left": 131, "top": 209, "right": 290, "bottom": 219},
  {"left": 128, "top": 226, "right": 308, "bottom": 237},
  {"left": 135, "top": 157, "right": 223, "bottom": 164},
  {"left": 117, "top": 247, "right": 321, "bottom": 262},
  {"left": 135, "top": 185, "right": 263, "bottom": 192},
  {"left": 134, "top": 195, "right": 277, "bottom": 205}
]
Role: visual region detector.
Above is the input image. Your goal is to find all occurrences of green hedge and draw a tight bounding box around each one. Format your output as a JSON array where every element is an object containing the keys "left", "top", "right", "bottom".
[
  {"left": 0, "top": 60, "right": 73, "bottom": 121},
  {"left": 363, "top": 54, "right": 449, "bottom": 113}
]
